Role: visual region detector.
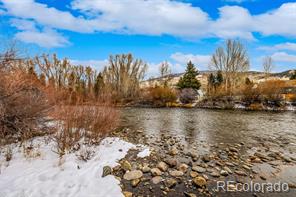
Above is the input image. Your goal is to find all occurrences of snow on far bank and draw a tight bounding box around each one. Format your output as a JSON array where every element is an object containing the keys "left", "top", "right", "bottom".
[{"left": 0, "top": 137, "right": 150, "bottom": 197}]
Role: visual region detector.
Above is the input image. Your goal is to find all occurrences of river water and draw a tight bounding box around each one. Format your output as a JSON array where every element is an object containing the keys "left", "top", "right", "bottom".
[
  {"left": 119, "top": 107, "right": 296, "bottom": 196},
  {"left": 121, "top": 108, "right": 296, "bottom": 146}
]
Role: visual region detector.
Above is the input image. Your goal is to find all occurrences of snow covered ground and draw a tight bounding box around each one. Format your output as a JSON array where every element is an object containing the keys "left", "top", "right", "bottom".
[{"left": 0, "top": 137, "right": 150, "bottom": 197}]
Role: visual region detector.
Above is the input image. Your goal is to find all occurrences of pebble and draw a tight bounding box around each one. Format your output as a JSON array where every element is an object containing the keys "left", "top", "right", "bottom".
[
  {"left": 178, "top": 163, "right": 189, "bottom": 173},
  {"left": 169, "top": 170, "right": 184, "bottom": 177},
  {"left": 169, "top": 147, "right": 178, "bottom": 155},
  {"left": 190, "top": 171, "right": 199, "bottom": 178},
  {"left": 151, "top": 168, "right": 162, "bottom": 176},
  {"left": 142, "top": 164, "right": 151, "bottom": 173},
  {"left": 193, "top": 176, "right": 207, "bottom": 187},
  {"left": 131, "top": 179, "right": 140, "bottom": 187},
  {"left": 157, "top": 161, "right": 168, "bottom": 172},
  {"left": 235, "top": 170, "right": 247, "bottom": 176},
  {"left": 102, "top": 166, "right": 112, "bottom": 177},
  {"left": 123, "top": 191, "right": 133, "bottom": 197},
  {"left": 121, "top": 160, "right": 132, "bottom": 171},
  {"left": 166, "top": 178, "right": 177, "bottom": 188},
  {"left": 223, "top": 166, "right": 233, "bottom": 174},
  {"left": 220, "top": 170, "right": 229, "bottom": 176},
  {"left": 202, "top": 155, "right": 210, "bottom": 162},
  {"left": 164, "top": 158, "right": 177, "bottom": 167},
  {"left": 192, "top": 166, "right": 206, "bottom": 173},
  {"left": 152, "top": 176, "right": 162, "bottom": 184},
  {"left": 184, "top": 192, "right": 197, "bottom": 197},
  {"left": 210, "top": 171, "right": 220, "bottom": 177},
  {"left": 123, "top": 170, "right": 143, "bottom": 180}
]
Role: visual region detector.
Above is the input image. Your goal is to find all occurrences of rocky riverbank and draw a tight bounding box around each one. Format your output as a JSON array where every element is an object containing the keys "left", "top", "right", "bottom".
[{"left": 109, "top": 128, "right": 296, "bottom": 197}]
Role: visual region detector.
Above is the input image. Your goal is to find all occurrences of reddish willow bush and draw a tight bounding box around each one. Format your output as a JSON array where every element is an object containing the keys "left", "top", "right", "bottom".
[
  {"left": 0, "top": 54, "right": 118, "bottom": 149},
  {"left": 0, "top": 70, "right": 51, "bottom": 145},
  {"left": 50, "top": 104, "right": 119, "bottom": 156}
]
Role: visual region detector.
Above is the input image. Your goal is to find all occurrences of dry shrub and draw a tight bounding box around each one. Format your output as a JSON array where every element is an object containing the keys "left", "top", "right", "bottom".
[
  {"left": 51, "top": 104, "right": 118, "bottom": 156},
  {"left": 0, "top": 70, "right": 51, "bottom": 145},
  {"left": 143, "top": 86, "right": 177, "bottom": 106},
  {"left": 257, "top": 80, "right": 286, "bottom": 101}
]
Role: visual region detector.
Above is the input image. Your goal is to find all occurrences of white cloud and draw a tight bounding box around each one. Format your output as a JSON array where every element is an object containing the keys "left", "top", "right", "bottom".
[
  {"left": 1, "top": 0, "right": 296, "bottom": 46},
  {"left": 14, "top": 28, "right": 70, "bottom": 48},
  {"left": 211, "top": 6, "right": 254, "bottom": 40},
  {"left": 254, "top": 3, "right": 296, "bottom": 37},
  {"left": 271, "top": 52, "right": 296, "bottom": 63},
  {"left": 11, "top": 18, "right": 37, "bottom": 31},
  {"left": 70, "top": 59, "right": 108, "bottom": 71},
  {"left": 259, "top": 42, "right": 296, "bottom": 52},
  {"left": 71, "top": 0, "right": 210, "bottom": 37},
  {"left": 170, "top": 52, "right": 211, "bottom": 70}
]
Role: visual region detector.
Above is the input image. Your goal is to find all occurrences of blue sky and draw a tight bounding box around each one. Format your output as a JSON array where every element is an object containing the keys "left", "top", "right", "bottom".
[{"left": 0, "top": 0, "right": 296, "bottom": 77}]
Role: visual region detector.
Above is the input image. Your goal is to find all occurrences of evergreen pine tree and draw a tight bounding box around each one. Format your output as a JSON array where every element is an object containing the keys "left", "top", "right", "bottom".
[
  {"left": 94, "top": 72, "right": 104, "bottom": 97},
  {"left": 177, "top": 61, "right": 201, "bottom": 90}
]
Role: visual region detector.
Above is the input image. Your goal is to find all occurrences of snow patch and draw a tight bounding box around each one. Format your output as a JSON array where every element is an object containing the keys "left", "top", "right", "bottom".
[
  {"left": 0, "top": 137, "right": 146, "bottom": 197},
  {"left": 137, "top": 147, "right": 151, "bottom": 158}
]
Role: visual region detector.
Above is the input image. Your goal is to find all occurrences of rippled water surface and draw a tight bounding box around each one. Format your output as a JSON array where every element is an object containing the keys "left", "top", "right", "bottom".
[{"left": 120, "top": 108, "right": 296, "bottom": 145}]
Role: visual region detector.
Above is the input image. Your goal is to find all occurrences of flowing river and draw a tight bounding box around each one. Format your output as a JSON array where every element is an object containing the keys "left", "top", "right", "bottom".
[
  {"left": 117, "top": 108, "right": 296, "bottom": 196},
  {"left": 121, "top": 108, "right": 296, "bottom": 146}
]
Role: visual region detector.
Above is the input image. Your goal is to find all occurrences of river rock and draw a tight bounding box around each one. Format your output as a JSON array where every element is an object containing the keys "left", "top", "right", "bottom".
[
  {"left": 152, "top": 176, "right": 162, "bottom": 184},
  {"left": 157, "top": 162, "right": 168, "bottom": 172},
  {"left": 169, "top": 170, "right": 184, "bottom": 177},
  {"left": 202, "top": 155, "right": 210, "bottom": 162},
  {"left": 151, "top": 168, "right": 162, "bottom": 176},
  {"left": 166, "top": 178, "right": 177, "bottom": 188},
  {"left": 178, "top": 163, "right": 189, "bottom": 173},
  {"left": 210, "top": 171, "right": 220, "bottom": 177},
  {"left": 254, "top": 152, "right": 269, "bottom": 161},
  {"left": 164, "top": 158, "right": 177, "bottom": 167},
  {"left": 242, "top": 164, "right": 251, "bottom": 171},
  {"left": 123, "top": 170, "right": 143, "bottom": 180},
  {"left": 223, "top": 166, "right": 233, "bottom": 174},
  {"left": 142, "top": 164, "right": 151, "bottom": 173},
  {"left": 102, "top": 166, "right": 112, "bottom": 177},
  {"left": 131, "top": 179, "right": 140, "bottom": 187},
  {"left": 220, "top": 170, "right": 228, "bottom": 176},
  {"left": 190, "top": 171, "right": 199, "bottom": 178},
  {"left": 121, "top": 160, "right": 132, "bottom": 171},
  {"left": 169, "top": 147, "right": 178, "bottom": 156},
  {"left": 184, "top": 192, "right": 197, "bottom": 197},
  {"left": 225, "top": 162, "right": 235, "bottom": 167},
  {"left": 282, "top": 155, "right": 292, "bottom": 162},
  {"left": 235, "top": 170, "right": 247, "bottom": 176},
  {"left": 229, "top": 147, "right": 239, "bottom": 153},
  {"left": 123, "top": 191, "right": 133, "bottom": 197},
  {"left": 192, "top": 166, "right": 206, "bottom": 173},
  {"left": 193, "top": 176, "right": 207, "bottom": 187},
  {"left": 251, "top": 157, "right": 262, "bottom": 163}
]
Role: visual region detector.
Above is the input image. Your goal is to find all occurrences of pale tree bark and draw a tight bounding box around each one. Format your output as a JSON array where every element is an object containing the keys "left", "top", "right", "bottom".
[{"left": 210, "top": 39, "right": 249, "bottom": 95}]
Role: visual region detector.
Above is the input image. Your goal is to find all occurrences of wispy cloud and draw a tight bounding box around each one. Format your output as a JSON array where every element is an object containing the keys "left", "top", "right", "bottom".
[
  {"left": 170, "top": 52, "right": 211, "bottom": 70},
  {"left": 271, "top": 52, "right": 296, "bottom": 63},
  {"left": 258, "top": 42, "right": 296, "bottom": 52}
]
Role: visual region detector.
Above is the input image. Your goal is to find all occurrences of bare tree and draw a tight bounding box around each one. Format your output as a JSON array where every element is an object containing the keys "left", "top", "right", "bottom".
[
  {"left": 103, "top": 54, "right": 147, "bottom": 99},
  {"left": 159, "top": 61, "right": 171, "bottom": 77},
  {"left": 262, "top": 56, "right": 274, "bottom": 77},
  {"left": 159, "top": 61, "right": 171, "bottom": 86},
  {"left": 210, "top": 39, "right": 249, "bottom": 94}
]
